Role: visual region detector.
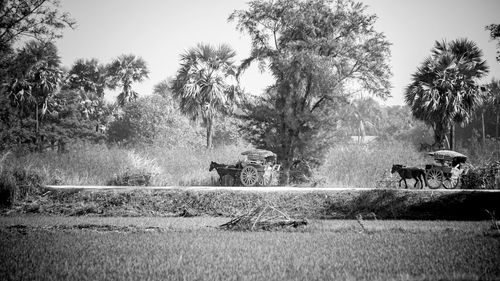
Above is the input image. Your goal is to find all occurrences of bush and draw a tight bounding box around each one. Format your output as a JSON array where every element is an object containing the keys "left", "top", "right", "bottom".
[
  {"left": 0, "top": 171, "right": 17, "bottom": 207},
  {"left": 106, "top": 95, "right": 204, "bottom": 148},
  {"left": 12, "top": 168, "right": 46, "bottom": 199}
]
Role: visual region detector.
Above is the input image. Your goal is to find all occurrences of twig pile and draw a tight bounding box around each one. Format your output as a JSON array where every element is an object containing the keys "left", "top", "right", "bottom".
[
  {"left": 462, "top": 161, "right": 500, "bottom": 189},
  {"left": 219, "top": 204, "right": 308, "bottom": 231}
]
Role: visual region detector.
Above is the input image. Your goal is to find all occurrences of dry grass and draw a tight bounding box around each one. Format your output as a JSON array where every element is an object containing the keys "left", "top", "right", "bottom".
[
  {"left": 2, "top": 139, "right": 497, "bottom": 188},
  {"left": 3, "top": 143, "right": 251, "bottom": 186},
  {"left": 318, "top": 141, "right": 428, "bottom": 188}
]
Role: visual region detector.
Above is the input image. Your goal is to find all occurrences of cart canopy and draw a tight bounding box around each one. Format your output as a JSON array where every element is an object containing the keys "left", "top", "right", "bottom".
[
  {"left": 241, "top": 149, "right": 277, "bottom": 162},
  {"left": 428, "top": 150, "right": 467, "bottom": 162}
]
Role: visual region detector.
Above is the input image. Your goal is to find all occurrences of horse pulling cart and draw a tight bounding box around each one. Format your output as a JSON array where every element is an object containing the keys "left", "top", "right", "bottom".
[
  {"left": 425, "top": 150, "right": 468, "bottom": 189},
  {"left": 209, "top": 149, "right": 281, "bottom": 186}
]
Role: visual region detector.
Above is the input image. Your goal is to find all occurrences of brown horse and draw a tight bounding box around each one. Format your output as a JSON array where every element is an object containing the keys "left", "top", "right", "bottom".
[
  {"left": 209, "top": 161, "right": 243, "bottom": 185},
  {"left": 391, "top": 164, "right": 426, "bottom": 189}
]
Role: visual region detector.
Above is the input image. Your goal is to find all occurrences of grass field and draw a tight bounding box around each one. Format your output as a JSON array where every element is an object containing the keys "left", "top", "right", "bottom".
[{"left": 1, "top": 216, "right": 499, "bottom": 281}]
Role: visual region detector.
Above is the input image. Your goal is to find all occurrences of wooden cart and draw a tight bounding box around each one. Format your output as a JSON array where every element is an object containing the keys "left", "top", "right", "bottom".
[{"left": 425, "top": 150, "right": 468, "bottom": 189}]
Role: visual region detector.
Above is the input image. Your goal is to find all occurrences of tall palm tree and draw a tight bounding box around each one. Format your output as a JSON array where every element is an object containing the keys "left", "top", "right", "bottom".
[
  {"left": 107, "top": 54, "right": 149, "bottom": 106},
  {"left": 170, "top": 43, "right": 240, "bottom": 149},
  {"left": 6, "top": 41, "right": 63, "bottom": 149},
  {"left": 405, "top": 39, "right": 489, "bottom": 150}
]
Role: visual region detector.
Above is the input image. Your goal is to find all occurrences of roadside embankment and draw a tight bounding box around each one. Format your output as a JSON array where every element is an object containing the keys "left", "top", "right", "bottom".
[{"left": 3, "top": 186, "right": 500, "bottom": 220}]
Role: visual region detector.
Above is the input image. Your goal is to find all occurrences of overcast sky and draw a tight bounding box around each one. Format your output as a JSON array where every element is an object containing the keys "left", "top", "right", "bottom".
[{"left": 57, "top": 0, "right": 500, "bottom": 106}]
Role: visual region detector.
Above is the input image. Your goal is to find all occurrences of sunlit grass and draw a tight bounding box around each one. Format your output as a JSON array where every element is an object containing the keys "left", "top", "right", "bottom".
[
  {"left": 4, "top": 143, "right": 252, "bottom": 186},
  {"left": 3, "top": 139, "right": 495, "bottom": 187},
  {"left": 318, "top": 141, "right": 428, "bottom": 188}
]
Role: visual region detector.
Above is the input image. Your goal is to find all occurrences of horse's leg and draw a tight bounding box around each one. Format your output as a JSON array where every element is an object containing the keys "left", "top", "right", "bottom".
[
  {"left": 420, "top": 173, "right": 425, "bottom": 189},
  {"left": 403, "top": 178, "right": 408, "bottom": 189},
  {"left": 217, "top": 171, "right": 223, "bottom": 186}
]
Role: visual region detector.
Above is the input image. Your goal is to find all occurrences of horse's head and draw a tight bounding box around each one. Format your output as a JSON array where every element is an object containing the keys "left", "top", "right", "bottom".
[
  {"left": 209, "top": 161, "right": 217, "bottom": 171},
  {"left": 391, "top": 164, "right": 403, "bottom": 174}
]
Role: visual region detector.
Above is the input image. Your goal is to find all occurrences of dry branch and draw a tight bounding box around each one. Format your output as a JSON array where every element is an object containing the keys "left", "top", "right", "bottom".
[{"left": 219, "top": 204, "right": 308, "bottom": 231}]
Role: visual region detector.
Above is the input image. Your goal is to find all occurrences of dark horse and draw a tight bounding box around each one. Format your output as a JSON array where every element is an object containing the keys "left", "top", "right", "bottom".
[
  {"left": 391, "top": 164, "right": 426, "bottom": 189},
  {"left": 209, "top": 161, "right": 243, "bottom": 186}
]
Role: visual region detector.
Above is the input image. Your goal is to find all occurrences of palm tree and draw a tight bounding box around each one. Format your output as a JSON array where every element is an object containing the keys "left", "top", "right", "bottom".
[
  {"left": 170, "top": 43, "right": 240, "bottom": 149},
  {"left": 6, "top": 41, "right": 63, "bottom": 150},
  {"left": 405, "top": 39, "right": 489, "bottom": 150},
  {"left": 107, "top": 54, "right": 149, "bottom": 106},
  {"left": 68, "top": 58, "right": 107, "bottom": 98},
  {"left": 346, "top": 97, "right": 382, "bottom": 143}
]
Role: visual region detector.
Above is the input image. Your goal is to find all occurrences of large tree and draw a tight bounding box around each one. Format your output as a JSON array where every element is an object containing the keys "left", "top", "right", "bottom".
[
  {"left": 107, "top": 54, "right": 149, "bottom": 107},
  {"left": 230, "top": 0, "right": 392, "bottom": 183},
  {"left": 405, "top": 39, "right": 489, "bottom": 150},
  {"left": 170, "top": 43, "right": 241, "bottom": 149},
  {"left": 0, "top": 0, "right": 75, "bottom": 51}
]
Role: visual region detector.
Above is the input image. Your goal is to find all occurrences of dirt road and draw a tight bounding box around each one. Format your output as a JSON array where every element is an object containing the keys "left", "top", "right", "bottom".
[{"left": 45, "top": 185, "right": 500, "bottom": 192}]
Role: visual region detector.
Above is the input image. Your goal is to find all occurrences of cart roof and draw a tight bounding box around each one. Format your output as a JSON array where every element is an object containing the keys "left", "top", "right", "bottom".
[
  {"left": 427, "top": 150, "right": 467, "bottom": 160},
  {"left": 241, "top": 149, "right": 276, "bottom": 158}
]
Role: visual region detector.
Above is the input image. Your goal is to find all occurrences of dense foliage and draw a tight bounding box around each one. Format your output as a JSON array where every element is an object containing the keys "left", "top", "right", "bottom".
[
  {"left": 171, "top": 44, "right": 241, "bottom": 148},
  {"left": 405, "top": 39, "right": 489, "bottom": 149}
]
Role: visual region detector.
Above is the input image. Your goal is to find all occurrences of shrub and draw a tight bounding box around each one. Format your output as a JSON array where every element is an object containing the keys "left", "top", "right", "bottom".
[{"left": 12, "top": 168, "right": 46, "bottom": 199}]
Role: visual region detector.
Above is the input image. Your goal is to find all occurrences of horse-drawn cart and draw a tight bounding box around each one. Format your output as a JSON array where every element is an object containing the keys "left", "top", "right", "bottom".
[
  {"left": 209, "top": 149, "right": 281, "bottom": 186},
  {"left": 425, "top": 150, "right": 468, "bottom": 189}
]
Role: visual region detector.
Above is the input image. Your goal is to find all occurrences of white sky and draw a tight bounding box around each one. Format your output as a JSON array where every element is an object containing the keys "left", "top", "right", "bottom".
[{"left": 56, "top": 0, "right": 500, "bottom": 106}]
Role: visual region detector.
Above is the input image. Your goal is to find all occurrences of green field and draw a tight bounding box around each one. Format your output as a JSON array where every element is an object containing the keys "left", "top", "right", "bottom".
[{"left": 1, "top": 216, "right": 499, "bottom": 281}]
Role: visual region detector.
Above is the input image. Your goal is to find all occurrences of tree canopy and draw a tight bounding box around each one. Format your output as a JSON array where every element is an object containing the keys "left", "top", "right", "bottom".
[
  {"left": 107, "top": 54, "right": 149, "bottom": 107},
  {"left": 170, "top": 43, "right": 241, "bottom": 148},
  {"left": 486, "top": 24, "right": 500, "bottom": 62},
  {"left": 0, "top": 0, "right": 75, "bottom": 51},
  {"left": 405, "top": 39, "right": 489, "bottom": 149}
]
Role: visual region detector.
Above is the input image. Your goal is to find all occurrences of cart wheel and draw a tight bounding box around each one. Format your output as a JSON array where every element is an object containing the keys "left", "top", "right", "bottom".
[
  {"left": 426, "top": 168, "right": 444, "bottom": 189},
  {"left": 240, "top": 166, "right": 259, "bottom": 186},
  {"left": 443, "top": 176, "right": 460, "bottom": 189}
]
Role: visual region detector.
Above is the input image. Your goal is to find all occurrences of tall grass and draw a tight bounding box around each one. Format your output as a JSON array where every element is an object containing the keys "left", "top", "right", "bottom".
[
  {"left": 3, "top": 143, "right": 252, "bottom": 186},
  {"left": 8, "top": 140, "right": 494, "bottom": 188},
  {"left": 318, "top": 141, "right": 427, "bottom": 188}
]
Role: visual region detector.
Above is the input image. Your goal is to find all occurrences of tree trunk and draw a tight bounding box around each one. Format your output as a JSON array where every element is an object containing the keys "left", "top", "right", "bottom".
[
  {"left": 433, "top": 122, "right": 448, "bottom": 149},
  {"left": 482, "top": 111, "right": 486, "bottom": 146},
  {"left": 206, "top": 117, "right": 214, "bottom": 149},
  {"left": 35, "top": 104, "right": 41, "bottom": 152},
  {"left": 496, "top": 113, "right": 499, "bottom": 140},
  {"left": 280, "top": 134, "right": 294, "bottom": 186},
  {"left": 449, "top": 123, "right": 454, "bottom": 151}
]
